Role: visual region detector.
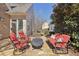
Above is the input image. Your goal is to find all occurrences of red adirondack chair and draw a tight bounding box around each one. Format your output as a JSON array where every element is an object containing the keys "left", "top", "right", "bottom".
[
  {"left": 49, "top": 33, "right": 61, "bottom": 47},
  {"left": 49, "top": 33, "right": 70, "bottom": 54},
  {"left": 18, "top": 31, "right": 30, "bottom": 43},
  {"left": 9, "top": 32, "right": 28, "bottom": 55}
]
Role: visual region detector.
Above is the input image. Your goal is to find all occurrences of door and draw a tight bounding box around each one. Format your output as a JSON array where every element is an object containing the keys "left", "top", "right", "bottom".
[
  {"left": 11, "top": 20, "right": 17, "bottom": 34},
  {"left": 10, "top": 19, "right": 27, "bottom": 37}
]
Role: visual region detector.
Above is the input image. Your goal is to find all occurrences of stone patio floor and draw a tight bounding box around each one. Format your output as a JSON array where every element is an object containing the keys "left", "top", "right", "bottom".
[{"left": 0, "top": 36, "right": 78, "bottom": 56}]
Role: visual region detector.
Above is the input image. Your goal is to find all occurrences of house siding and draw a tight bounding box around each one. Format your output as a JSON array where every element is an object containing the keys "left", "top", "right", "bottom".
[{"left": 0, "top": 3, "right": 34, "bottom": 38}]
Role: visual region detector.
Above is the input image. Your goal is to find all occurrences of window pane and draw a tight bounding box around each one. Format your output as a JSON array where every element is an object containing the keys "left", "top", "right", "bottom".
[{"left": 18, "top": 20, "right": 23, "bottom": 32}]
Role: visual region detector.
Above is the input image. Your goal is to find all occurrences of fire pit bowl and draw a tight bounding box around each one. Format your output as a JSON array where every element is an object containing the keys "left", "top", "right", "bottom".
[{"left": 31, "top": 38, "right": 43, "bottom": 49}]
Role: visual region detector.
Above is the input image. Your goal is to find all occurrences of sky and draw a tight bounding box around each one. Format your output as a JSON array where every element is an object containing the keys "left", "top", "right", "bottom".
[{"left": 33, "top": 3, "right": 54, "bottom": 23}]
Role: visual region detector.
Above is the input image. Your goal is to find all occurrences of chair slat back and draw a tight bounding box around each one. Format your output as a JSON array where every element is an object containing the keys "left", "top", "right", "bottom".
[
  {"left": 19, "top": 31, "right": 29, "bottom": 42},
  {"left": 10, "top": 32, "right": 19, "bottom": 44}
]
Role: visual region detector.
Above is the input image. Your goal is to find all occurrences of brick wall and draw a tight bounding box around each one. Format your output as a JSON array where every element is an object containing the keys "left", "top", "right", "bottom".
[{"left": 0, "top": 12, "right": 10, "bottom": 39}]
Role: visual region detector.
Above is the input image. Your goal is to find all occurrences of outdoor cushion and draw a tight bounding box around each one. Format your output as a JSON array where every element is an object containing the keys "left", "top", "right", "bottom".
[
  {"left": 10, "top": 32, "right": 28, "bottom": 49},
  {"left": 62, "top": 34, "right": 70, "bottom": 42},
  {"left": 49, "top": 33, "right": 70, "bottom": 48},
  {"left": 50, "top": 34, "right": 56, "bottom": 39},
  {"left": 49, "top": 38, "right": 56, "bottom": 47},
  {"left": 56, "top": 38, "right": 63, "bottom": 43},
  {"left": 19, "top": 31, "right": 30, "bottom": 42}
]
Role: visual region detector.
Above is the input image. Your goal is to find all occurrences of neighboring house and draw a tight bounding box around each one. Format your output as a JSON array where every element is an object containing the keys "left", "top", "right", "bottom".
[
  {"left": 42, "top": 22, "right": 49, "bottom": 30},
  {"left": 49, "top": 24, "right": 55, "bottom": 32},
  {"left": 34, "top": 16, "right": 45, "bottom": 33},
  {"left": 42, "top": 22, "right": 49, "bottom": 35},
  {"left": 0, "top": 3, "right": 35, "bottom": 39}
]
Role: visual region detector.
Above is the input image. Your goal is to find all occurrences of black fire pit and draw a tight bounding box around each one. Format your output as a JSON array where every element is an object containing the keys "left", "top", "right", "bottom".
[{"left": 31, "top": 38, "right": 43, "bottom": 49}]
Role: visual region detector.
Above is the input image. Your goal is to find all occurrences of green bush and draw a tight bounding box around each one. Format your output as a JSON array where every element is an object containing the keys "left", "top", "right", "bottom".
[{"left": 71, "top": 32, "right": 79, "bottom": 50}]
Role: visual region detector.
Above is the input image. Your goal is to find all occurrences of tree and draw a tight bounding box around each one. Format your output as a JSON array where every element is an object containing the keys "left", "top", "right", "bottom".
[
  {"left": 51, "top": 4, "right": 79, "bottom": 50},
  {"left": 51, "top": 4, "right": 79, "bottom": 34}
]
